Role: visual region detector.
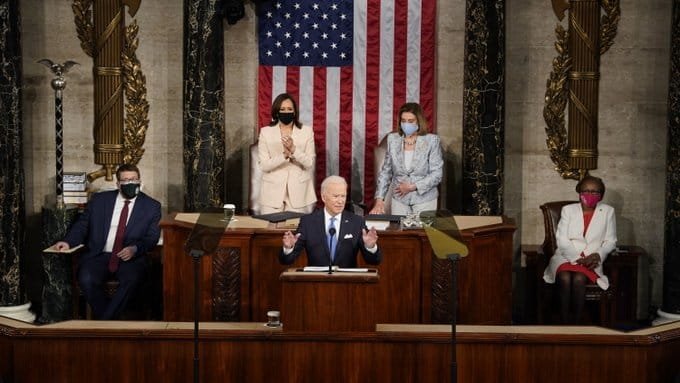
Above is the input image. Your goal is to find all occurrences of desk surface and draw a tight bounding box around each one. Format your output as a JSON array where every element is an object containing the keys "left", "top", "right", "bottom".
[{"left": 2, "top": 315, "right": 679, "bottom": 342}]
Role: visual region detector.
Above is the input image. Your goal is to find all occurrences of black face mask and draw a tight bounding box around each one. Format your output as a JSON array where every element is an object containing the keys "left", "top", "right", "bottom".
[
  {"left": 120, "top": 183, "right": 140, "bottom": 199},
  {"left": 278, "top": 112, "right": 295, "bottom": 125}
]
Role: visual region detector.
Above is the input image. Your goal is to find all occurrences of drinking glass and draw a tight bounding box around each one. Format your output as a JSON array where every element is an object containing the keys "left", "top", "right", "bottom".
[{"left": 223, "top": 204, "right": 235, "bottom": 222}]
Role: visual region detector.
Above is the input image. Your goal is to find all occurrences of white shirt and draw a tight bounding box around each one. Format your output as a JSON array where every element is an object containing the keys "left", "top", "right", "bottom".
[
  {"left": 104, "top": 193, "right": 137, "bottom": 252},
  {"left": 404, "top": 150, "right": 415, "bottom": 171}
]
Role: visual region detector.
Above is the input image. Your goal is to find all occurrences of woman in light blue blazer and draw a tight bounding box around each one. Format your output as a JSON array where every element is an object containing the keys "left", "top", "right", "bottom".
[
  {"left": 369, "top": 102, "right": 443, "bottom": 216},
  {"left": 543, "top": 176, "right": 617, "bottom": 324}
]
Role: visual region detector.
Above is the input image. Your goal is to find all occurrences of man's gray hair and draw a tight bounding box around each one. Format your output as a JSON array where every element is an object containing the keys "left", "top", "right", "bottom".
[{"left": 320, "top": 175, "right": 347, "bottom": 194}]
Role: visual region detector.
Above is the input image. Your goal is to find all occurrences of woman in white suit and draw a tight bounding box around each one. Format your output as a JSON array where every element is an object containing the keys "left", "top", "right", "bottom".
[
  {"left": 369, "top": 102, "right": 443, "bottom": 216},
  {"left": 543, "top": 176, "right": 617, "bottom": 324},
  {"left": 257, "top": 93, "right": 317, "bottom": 214}
]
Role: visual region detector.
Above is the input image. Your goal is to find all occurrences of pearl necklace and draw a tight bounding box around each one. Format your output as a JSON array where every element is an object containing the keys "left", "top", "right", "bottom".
[{"left": 404, "top": 136, "right": 417, "bottom": 146}]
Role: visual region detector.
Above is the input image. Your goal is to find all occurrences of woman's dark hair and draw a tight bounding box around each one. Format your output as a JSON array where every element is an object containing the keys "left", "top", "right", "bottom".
[
  {"left": 575, "top": 175, "right": 606, "bottom": 198},
  {"left": 269, "top": 93, "right": 302, "bottom": 128},
  {"left": 396, "top": 102, "right": 429, "bottom": 136}
]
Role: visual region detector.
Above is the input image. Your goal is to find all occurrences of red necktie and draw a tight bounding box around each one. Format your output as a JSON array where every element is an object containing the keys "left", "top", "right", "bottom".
[{"left": 109, "top": 200, "right": 130, "bottom": 273}]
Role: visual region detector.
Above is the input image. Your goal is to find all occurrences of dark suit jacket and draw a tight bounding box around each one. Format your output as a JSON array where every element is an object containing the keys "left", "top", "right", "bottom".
[
  {"left": 64, "top": 190, "right": 162, "bottom": 264},
  {"left": 279, "top": 209, "right": 382, "bottom": 268}
]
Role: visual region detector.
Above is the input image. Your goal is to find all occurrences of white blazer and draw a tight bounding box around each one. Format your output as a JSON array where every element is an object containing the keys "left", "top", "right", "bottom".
[
  {"left": 257, "top": 124, "right": 317, "bottom": 209},
  {"left": 543, "top": 202, "right": 617, "bottom": 290}
]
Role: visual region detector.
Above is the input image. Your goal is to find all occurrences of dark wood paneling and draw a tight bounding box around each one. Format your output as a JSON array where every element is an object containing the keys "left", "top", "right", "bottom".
[
  {"left": 161, "top": 215, "right": 516, "bottom": 325},
  {"left": 0, "top": 334, "right": 12, "bottom": 382},
  {"left": 281, "top": 270, "right": 380, "bottom": 331},
  {"left": 3, "top": 320, "right": 680, "bottom": 383}
]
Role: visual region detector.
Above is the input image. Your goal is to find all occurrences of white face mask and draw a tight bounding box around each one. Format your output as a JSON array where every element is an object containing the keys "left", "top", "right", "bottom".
[{"left": 400, "top": 122, "right": 418, "bottom": 136}]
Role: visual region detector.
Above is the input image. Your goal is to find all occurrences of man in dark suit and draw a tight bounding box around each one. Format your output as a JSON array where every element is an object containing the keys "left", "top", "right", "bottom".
[
  {"left": 280, "top": 175, "right": 381, "bottom": 268},
  {"left": 53, "top": 164, "right": 161, "bottom": 320}
]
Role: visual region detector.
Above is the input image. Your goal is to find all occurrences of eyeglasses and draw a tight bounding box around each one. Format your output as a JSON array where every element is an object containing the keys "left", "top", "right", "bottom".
[
  {"left": 580, "top": 189, "right": 602, "bottom": 195},
  {"left": 119, "top": 179, "right": 140, "bottom": 185}
]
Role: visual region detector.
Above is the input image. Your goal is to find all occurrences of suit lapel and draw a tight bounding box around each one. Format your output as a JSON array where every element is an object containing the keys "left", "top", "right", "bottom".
[
  {"left": 313, "top": 210, "right": 331, "bottom": 260},
  {"left": 391, "top": 135, "right": 406, "bottom": 174},
  {"left": 585, "top": 204, "right": 604, "bottom": 242},
  {"left": 96, "top": 191, "right": 117, "bottom": 247},
  {"left": 265, "top": 126, "right": 285, "bottom": 154},
  {"left": 410, "top": 136, "right": 428, "bottom": 171},
  {"left": 568, "top": 204, "right": 585, "bottom": 240},
  {"left": 336, "top": 212, "right": 355, "bottom": 259},
  {"left": 125, "top": 194, "right": 144, "bottom": 235}
]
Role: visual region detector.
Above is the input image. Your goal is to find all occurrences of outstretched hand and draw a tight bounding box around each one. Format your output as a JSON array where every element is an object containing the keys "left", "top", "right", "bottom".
[
  {"left": 283, "top": 231, "right": 301, "bottom": 249},
  {"left": 362, "top": 227, "right": 379, "bottom": 248}
]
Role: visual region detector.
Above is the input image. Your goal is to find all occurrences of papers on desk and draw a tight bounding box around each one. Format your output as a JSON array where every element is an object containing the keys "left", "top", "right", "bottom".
[
  {"left": 453, "top": 215, "right": 503, "bottom": 230},
  {"left": 365, "top": 220, "right": 391, "bottom": 231},
  {"left": 365, "top": 214, "right": 401, "bottom": 231},
  {"left": 228, "top": 216, "right": 271, "bottom": 229},
  {"left": 276, "top": 218, "right": 300, "bottom": 229},
  {"left": 43, "top": 244, "right": 84, "bottom": 254},
  {"left": 302, "top": 266, "right": 369, "bottom": 273}
]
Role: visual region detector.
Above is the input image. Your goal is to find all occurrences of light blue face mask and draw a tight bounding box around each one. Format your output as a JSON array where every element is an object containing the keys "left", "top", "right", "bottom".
[{"left": 400, "top": 122, "right": 419, "bottom": 136}]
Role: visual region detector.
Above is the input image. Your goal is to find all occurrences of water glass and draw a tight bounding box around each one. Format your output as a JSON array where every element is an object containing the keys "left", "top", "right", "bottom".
[{"left": 223, "top": 204, "right": 235, "bottom": 221}]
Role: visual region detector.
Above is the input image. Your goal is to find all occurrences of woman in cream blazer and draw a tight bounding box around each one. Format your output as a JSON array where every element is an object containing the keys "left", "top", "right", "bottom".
[{"left": 257, "top": 93, "right": 317, "bottom": 214}]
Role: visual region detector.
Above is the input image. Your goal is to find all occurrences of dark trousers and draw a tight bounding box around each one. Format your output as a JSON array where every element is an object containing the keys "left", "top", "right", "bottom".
[{"left": 78, "top": 253, "right": 148, "bottom": 320}]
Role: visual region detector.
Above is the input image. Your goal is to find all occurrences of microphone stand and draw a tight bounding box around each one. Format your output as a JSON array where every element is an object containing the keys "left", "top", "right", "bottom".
[
  {"left": 448, "top": 253, "right": 460, "bottom": 383},
  {"left": 183, "top": 210, "right": 229, "bottom": 383},
  {"left": 191, "top": 249, "right": 204, "bottom": 383}
]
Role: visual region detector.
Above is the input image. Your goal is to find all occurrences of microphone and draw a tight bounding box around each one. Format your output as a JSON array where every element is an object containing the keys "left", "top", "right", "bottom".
[{"left": 328, "top": 227, "right": 336, "bottom": 274}]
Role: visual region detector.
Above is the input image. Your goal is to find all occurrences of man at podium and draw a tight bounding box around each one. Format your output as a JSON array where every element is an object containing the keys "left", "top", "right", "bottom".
[{"left": 280, "top": 175, "right": 381, "bottom": 267}]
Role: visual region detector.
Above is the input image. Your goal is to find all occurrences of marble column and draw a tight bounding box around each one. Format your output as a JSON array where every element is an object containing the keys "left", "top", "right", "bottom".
[
  {"left": 0, "top": 0, "right": 27, "bottom": 309},
  {"left": 37, "top": 207, "right": 80, "bottom": 323},
  {"left": 183, "top": 0, "right": 226, "bottom": 211},
  {"left": 461, "top": 0, "right": 506, "bottom": 216},
  {"left": 662, "top": 0, "right": 680, "bottom": 317}
]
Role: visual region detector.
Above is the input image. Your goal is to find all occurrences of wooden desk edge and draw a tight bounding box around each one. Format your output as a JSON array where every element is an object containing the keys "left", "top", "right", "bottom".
[{"left": 4, "top": 317, "right": 680, "bottom": 346}]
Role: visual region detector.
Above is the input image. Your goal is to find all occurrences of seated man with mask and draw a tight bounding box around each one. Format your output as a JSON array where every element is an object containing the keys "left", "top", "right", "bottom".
[
  {"left": 280, "top": 175, "right": 382, "bottom": 268},
  {"left": 51, "top": 164, "right": 161, "bottom": 320}
]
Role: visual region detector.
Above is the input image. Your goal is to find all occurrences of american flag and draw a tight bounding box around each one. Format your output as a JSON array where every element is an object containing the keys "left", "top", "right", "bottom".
[{"left": 257, "top": 0, "right": 436, "bottom": 206}]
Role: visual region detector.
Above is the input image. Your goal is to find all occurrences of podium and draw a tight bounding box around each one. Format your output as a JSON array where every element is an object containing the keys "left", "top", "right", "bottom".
[{"left": 280, "top": 269, "right": 380, "bottom": 332}]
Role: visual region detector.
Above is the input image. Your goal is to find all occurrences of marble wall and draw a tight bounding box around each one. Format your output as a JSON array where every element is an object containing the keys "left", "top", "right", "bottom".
[{"left": 21, "top": 0, "right": 670, "bottom": 307}]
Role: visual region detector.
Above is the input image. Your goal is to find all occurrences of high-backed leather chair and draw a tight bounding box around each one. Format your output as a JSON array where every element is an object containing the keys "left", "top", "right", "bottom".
[
  {"left": 537, "top": 201, "right": 614, "bottom": 326},
  {"left": 249, "top": 142, "right": 263, "bottom": 215}
]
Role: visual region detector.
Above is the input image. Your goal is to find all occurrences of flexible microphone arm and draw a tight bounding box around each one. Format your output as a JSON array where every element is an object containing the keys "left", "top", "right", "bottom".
[{"left": 328, "top": 227, "right": 336, "bottom": 274}]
